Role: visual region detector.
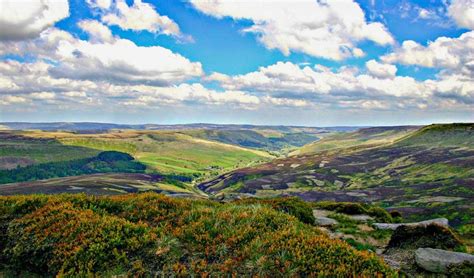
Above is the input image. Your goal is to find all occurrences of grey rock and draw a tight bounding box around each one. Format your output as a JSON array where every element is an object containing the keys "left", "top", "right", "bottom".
[
  {"left": 314, "top": 216, "right": 338, "bottom": 227},
  {"left": 415, "top": 248, "right": 474, "bottom": 273},
  {"left": 349, "top": 214, "right": 373, "bottom": 222},
  {"left": 373, "top": 218, "right": 449, "bottom": 230}
]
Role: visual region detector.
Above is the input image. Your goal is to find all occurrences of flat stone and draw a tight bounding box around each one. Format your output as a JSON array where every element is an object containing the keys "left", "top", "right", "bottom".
[
  {"left": 373, "top": 218, "right": 449, "bottom": 230},
  {"left": 314, "top": 216, "right": 338, "bottom": 227},
  {"left": 312, "top": 209, "right": 331, "bottom": 217},
  {"left": 415, "top": 248, "right": 474, "bottom": 273},
  {"left": 349, "top": 214, "right": 373, "bottom": 222}
]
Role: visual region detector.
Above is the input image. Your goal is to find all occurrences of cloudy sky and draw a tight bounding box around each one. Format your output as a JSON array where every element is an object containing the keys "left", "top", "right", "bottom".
[{"left": 0, "top": 0, "right": 472, "bottom": 126}]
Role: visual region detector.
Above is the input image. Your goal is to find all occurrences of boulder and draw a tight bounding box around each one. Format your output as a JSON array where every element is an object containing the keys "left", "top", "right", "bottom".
[
  {"left": 373, "top": 218, "right": 449, "bottom": 230},
  {"left": 349, "top": 214, "right": 373, "bottom": 222},
  {"left": 315, "top": 216, "right": 338, "bottom": 227},
  {"left": 415, "top": 248, "right": 474, "bottom": 273}
]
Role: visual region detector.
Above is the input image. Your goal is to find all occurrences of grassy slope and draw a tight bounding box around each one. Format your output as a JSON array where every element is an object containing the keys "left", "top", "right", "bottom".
[
  {"left": 0, "top": 193, "right": 394, "bottom": 276},
  {"left": 183, "top": 129, "right": 319, "bottom": 153},
  {"left": 0, "top": 131, "right": 99, "bottom": 165},
  {"left": 294, "top": 126, "right": 421, "bottom": 155},
  {"left": 0, "top": 130, "right": 271, "bottom": 194},
  {"left": 199, "top": 124, "right": 474, "bottom": 242}
]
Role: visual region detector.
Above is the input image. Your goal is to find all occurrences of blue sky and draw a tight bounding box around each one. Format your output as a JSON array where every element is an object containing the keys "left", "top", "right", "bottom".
[{"left": 0, "top": 0, "right": 472, "bottom": 126}]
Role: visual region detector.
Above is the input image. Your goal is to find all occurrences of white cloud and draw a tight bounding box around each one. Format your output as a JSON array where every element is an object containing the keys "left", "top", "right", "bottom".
[
  {"left": 207, "top": 61, "right": 472, "bottom": 108},
  {"left": 365, "top": 60, "right": 397, "bottom": 79},
  {"left": 190, "top": 0, "right": 393, "bottom": 60},
  {"left": 0, "top": 0, "right": 69, "bottom": 41},
  {"left": 381, "top": 31, "right": 474, "bottom": 70},
  {"left": 88, "top": 0, "right": 182, "bottom": 37},
  {"left": 78, "top": 20, "right": 114, "bottom": 43},
  {"left": 448, "top": 0, "right": 474, "bottom": 29},
  {"left": 0, "top": 27, "right": 203, "bottom": 86}
]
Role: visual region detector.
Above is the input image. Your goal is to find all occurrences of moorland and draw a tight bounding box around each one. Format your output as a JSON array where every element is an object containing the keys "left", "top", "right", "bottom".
[{"left": 0, "top": 122, "right": 472, "bottom": 276}]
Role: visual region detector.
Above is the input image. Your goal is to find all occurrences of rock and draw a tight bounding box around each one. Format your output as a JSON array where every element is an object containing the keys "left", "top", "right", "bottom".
[
  {"left": 373, "top": 218, "right": 449, "bottom": 230},
  {"left": 314, "top": 216, "right": 338, "bottom": 227},
  {"left": 312, "top": 209, "right": 331, "bottom": 217},
  {"left": 349, "top": 214, "right": 373, "bottom": 222},
  {"left": 415, "top": 248, "right": 474, "bottom": 273}
]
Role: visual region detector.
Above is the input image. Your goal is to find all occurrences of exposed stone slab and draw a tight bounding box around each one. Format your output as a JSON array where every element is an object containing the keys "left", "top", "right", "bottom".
[
  {"left": 373, "top": 218, "right": 449, "bottom": 230},
  {"left": 314, "top": 216, "right": 338, "bottom": 227},
  {"left": 415, "top": 248, "right": 474, "bottom": 273}
]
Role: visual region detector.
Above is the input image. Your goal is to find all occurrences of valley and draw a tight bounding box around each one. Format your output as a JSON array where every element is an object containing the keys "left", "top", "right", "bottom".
[{"left": 0, "top": 122, "right": 473, "bottom": 276}]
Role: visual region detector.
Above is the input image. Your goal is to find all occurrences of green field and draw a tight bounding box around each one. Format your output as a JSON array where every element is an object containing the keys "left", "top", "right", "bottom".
[{"left": 0, "top": 130, "right": 272, "bottom": 192}]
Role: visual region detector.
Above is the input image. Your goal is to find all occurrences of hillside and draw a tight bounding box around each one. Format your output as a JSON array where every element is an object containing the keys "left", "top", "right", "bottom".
[
  {"left": 199, "top": 124, "right": 474, "bottom": 238},
  {"left": 294, "top": 125, "right": 421, "bottom": 155},
  {"left": 0, "top": 130, "right": 271, "bottom": 194},
  {"left": 0, "top": 193, "right": 393, "bottom": 276},
  {"left": 183, "top": 129, "right": 319, "bottom": 152}
]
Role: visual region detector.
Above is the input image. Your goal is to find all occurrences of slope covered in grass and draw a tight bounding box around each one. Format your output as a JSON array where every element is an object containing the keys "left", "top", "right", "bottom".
[
  {"left": 184, "top": 129, "right": 319, "bottom": 152},
  {"left": 295, "top": 126, "right": 420, "bottom": 155},
  {"left": 0, "top": 193, "right": 394, "bottom": 277},
  {"left": 199, "top": 124, "right": 474, "bottom": 244},
  {"left": 0, "top": 130, "right": 271, "bottom": 183}
]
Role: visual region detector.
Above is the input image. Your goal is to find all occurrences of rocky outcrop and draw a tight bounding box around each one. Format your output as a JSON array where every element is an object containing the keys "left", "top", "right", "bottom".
[
  {"left": 349, "top": 214, "right": 373, "bottom": 222},
  {"left": 415, "top": 248, "right": 474, "bottom": 273},
  {"left": 314, "top": 216, "right": 338, "bottom": 227},
  {"left": 373, "top": 218, "right": 448, "bottom": 230}
]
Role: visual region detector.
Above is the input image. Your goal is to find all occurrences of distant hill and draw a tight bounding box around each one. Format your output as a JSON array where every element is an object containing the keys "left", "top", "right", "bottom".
[
  {"left": 295, "top": 125, "right": 421, "bottom": 155},
  {"left": 198, "top": 123, "right": 474, "bottom": 234},
  {"left": 0, "top": 121, "right": 359, "bottom": 133}
]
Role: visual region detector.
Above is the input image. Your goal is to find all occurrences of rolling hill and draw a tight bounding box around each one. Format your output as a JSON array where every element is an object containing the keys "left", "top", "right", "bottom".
[{"left": 199, "top": 124, "right": 474, "bottom": 234}]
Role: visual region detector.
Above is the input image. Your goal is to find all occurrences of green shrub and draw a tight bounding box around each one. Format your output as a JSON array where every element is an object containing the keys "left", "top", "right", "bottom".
[
  {"left": 314, "top": 201, "right": 394, "bottom": 222},
  {"left": 367, "top": 207, "right": 393, "bottom": 223},
  {"left": 387, "top": 223, "right": 464, "bottom": 250},
  {"left": 234, "top": 196, "right": 315, "bottom": 224},
  {"left": 315, "top": 201, "right": 368, "bottom": 215}
]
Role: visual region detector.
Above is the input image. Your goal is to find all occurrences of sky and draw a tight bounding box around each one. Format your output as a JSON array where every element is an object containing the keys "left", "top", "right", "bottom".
[{"left": 0, "top": 0, "right": 472, "bottom": 126}]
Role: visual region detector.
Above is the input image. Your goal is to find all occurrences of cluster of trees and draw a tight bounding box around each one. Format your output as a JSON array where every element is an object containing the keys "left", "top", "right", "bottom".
[{"left": 0, "top": 151, "right": 146, "bottom": 184}]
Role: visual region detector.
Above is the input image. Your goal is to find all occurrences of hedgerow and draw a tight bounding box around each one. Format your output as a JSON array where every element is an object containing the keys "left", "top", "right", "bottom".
[{"left": 0, "top": 193, "right": 395, "bottom": 276}]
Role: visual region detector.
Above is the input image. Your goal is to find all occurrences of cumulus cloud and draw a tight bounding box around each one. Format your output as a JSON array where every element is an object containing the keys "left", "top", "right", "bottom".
[
  {"left": 207, "top": 61, "right": 472, "bottom": 108},
  {"left": 87, "top": 0, "right": 183, "bottom": 38},
  {"left": 448, "top": 0, "right": 474, "bottom": 30},
  {"left": 0, "top": 0, "right": 69, "bottom": 41},
  {"left": 78, "top": 20, "right": 114, "bottom": 43},
  {"left": 381, "top": 31, "right": 474, "bottom": 71},
  {"left": 190, "top": 0, "right": 393, "bottom": 60},
  {"left": 0, "top": 26, "right": 203, "bottom": 86},
  {"left": 365, "top": 60, "right": 397, "bottom": 79}
]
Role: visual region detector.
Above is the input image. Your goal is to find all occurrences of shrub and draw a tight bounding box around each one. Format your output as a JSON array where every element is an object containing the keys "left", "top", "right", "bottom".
[
  {"left": 315, "top": 201, "right": 368, "bottom": 215},
  {"left": 234, "top": 196, "right": 315, "bottom": 224},
  {"left": 0, "top": 193, "right": 395, "bottom": 276},
  {"left": 387, "top": 223, "right": 464, "bottom": 250},
  {"left": 367, "top": 207, "right": 393, "bottom": 223},
  {"left": 4, "top": 201, "right": 157, "bottom": 276},
  {"left": 314, "top": 201, "right": 394, "bottom": 222}
]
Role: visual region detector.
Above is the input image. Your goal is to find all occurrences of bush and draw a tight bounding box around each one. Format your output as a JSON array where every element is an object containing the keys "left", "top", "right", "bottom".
[
  {"left": 315, "top": 201, "right": 367, "bottom": 215},
  {"left": 387, "top": 223, "right": 464, "bottom": 250},
  {"left": 314, "top": 201, "right": 394, "bottom": 222},
  {"left": 367, "top": 207, "right": 393, "bottom": 223},
  {"left": 234, "top": 196, "right": 315, "bottom": 224},
  {"left": 0, "top": 193, "right": 395, "bottom": 276}
]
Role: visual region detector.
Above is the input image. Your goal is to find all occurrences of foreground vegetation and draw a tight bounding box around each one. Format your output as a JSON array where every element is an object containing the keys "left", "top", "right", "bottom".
[{"left": 0, "top": 193, "right": 394, "bottom": 276}]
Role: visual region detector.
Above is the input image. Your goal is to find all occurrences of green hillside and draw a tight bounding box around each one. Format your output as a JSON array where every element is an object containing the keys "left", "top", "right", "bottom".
[
  {"left": 183, "top": 129, "right": 319, "bottom": 152},
  {"left": 295, "top": 126, "right": 420, "bottom": 155},
  {"left": 0, "top": 130, "right": 271, "bottom": 193},
  {"left": 199, "top": 124, "right": 474, "bottom": 242},
  {"left": 396, "top": 123, "right": 474, "bottom": 148}
]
